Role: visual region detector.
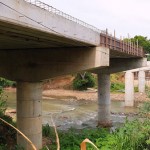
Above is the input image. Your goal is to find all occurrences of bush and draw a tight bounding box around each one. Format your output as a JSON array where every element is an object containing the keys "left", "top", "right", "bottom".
[
  {"left": 0, "top": 88, "right": 17, "bottom": 148},
  {"left": 0, "top": 91, "right": 7, "bottom": 117},
  {"left": 42, "top": 119, "right": 150, "bottom": 150},
  {"left": 73, "top": 72, "right": 96, "bottom": 91},
  {"left": 98, "top": 119, "right": 150, "bottom": 150},
  {"left": 42, "top": 126, "right": 108, "bottom": 150},
  {"left": 146, "top": 87, "right": 150, "bottom": 98},
  {"left": 134, "top": 86, "right": 139, "bottom": 92},
  {"left": 0, "top": 77, "right": 16, "bottom": 88},
  {"left": 139, "top": 101, "right": 150, "bottom": 115},
  {"left": 111, "top": 82, "right": 125, "bottom": 92}
]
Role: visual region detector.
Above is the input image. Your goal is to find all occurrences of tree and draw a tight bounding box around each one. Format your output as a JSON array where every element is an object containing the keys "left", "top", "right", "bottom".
[
  {"left": 124, "top": 35, "right": 150, "bottom": 60},
  {"left": 73, "top": 72, "right": 96, "bottom": 91},
  {"left": 131, "top": 36, "right": 150, "bottom": 54}
]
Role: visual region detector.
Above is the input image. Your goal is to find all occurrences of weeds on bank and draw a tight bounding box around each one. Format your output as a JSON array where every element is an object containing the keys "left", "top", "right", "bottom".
[
  {"left": 42, "top": 119, "right": 150, "bottom": 150},
  {"left": 146, "top": 86, "right": 150, "bottom": 98},
  {"left": 139, "top": 101, "right": 150, "bottom": 119}
]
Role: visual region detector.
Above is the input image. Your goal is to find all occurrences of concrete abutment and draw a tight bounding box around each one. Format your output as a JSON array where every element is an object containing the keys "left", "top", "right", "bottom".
[{"left": 17, "top": 82, "right": 42, "bottom": 149}]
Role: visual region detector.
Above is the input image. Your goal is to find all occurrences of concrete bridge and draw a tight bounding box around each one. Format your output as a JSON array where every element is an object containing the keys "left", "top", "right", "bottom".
[{"left": 0, "top": 0, "right": 146, "bottom": 149}]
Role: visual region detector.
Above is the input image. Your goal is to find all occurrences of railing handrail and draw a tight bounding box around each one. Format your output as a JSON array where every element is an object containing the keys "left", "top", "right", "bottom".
[
  {"left": 100, "top": 33, "right": 144, "bottom": 57},
  {"left": 24, "top": 0, "right": 144, "bottom": 57},
  {"left": 24, "top": 0, "right": 103, "bottom": 33}
]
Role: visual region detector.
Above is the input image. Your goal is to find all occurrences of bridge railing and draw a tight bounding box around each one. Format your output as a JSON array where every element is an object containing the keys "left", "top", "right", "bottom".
[
  {"left": 100, "top": 32, "right": 144, "bottom": 57},
  {"left": 24, "top": 0, "right": 103, "bottom": 33},
  {"left": 24, "top": 0, "right": 144, "bottom": 57}
]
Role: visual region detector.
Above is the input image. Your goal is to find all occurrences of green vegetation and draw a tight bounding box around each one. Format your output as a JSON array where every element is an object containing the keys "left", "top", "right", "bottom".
[
  {"left": 139, "top": 101, "right": 150, "bottom": 115},
  {"left": 0, "top": 88, "right": 19, "bottom": 149},
  {"left": 110, "top": 73, "right": 125, "bottom": 92},
  {"left": 72, "top": 72, "right": 141, "bottom": 93},
  {"left": 134, "top": 86, "right": 139, "bottom": 92},
  {"left": 125, "top": 35, "right": 150, "bottom": 60},
  {"left": 42, "top": 119, "right": 150, "bottom": 150},
  {"left": 111, "top": 82, "right": 125, "bottom": 92},
  {"left": 110, "top": 73, "right": 139, "bottom": 93},
  {"left": 130, "top": 36, "right": 150, "bottom": 54},
  {"left": 73, "top": 72, "right": 96, "bottom": 91},
  {"left": 0, "top": 77, "right": 16, "bottom": 88},
  {"left": 146, "top": 86, "right": 150, "bottom": 98}
]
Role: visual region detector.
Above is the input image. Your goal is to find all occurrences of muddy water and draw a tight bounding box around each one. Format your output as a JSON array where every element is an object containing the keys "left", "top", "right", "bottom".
[{"left": 5, "top": 91, "right": 138, "bottom": 130}]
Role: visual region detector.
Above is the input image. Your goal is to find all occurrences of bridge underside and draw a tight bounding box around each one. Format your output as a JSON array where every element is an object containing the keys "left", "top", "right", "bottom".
[
  {"left": 0, "top": 19, "right": 146, "bottom": 83},
  {"left": 0, "top": 20, "right": 143, "bottom": 59},
  {"left": 0, "top": 19, "right": 94, "bottom": 49}
]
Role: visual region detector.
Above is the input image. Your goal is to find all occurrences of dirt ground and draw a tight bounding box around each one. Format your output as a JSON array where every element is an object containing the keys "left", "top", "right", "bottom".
[
  {"left": 5, "top": 86, "right": 150, "bottom": 102},
  {"left": 43, "top": 89, "right": 150, "bottom": 102}
]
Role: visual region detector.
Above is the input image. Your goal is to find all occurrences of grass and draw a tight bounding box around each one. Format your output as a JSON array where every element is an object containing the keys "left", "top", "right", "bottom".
[
  {"left": 42, "top": 119, "right": 150, "bottom": 150},
  {"left": 146, "top": 86, "right": 150, "bottom": 98}
]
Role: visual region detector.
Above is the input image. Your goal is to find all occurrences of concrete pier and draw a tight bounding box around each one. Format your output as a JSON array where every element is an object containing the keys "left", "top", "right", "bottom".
[
  {"left": 17, "top": 82, "right": 42, "bottom": 149},
  {"left": 125, "top": 71, "right": 134, "bottom": 107},
  {"left": 138, "top": 70, "right": 146, "bottom": 93},
  {"left": 97, "top": 73, "right": 112, "bottom": 127}
]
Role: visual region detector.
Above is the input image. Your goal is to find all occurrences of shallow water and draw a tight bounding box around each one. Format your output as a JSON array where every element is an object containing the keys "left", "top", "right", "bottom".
[{"left": 4, "top": 90, "right": 138, "bottom": 130}]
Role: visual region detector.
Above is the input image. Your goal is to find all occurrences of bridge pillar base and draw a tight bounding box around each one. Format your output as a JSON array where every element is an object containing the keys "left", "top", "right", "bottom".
[
  {"left": 97, "top": 73, "right": 112, "bottom": 128},
  {"left": 17, "top": 82, "right": 42, "bottom": 149},
  {"left": 138, "top": 70, "right": 145, "bottom": 93},
  {"left": 125, "top": 71, "right": 134, "bottom": 107}
]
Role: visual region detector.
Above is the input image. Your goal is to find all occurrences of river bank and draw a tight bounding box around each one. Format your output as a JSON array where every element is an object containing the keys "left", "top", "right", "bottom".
[
  {"left": 5, "top": 87, "right": 149, "bottom": 102},
  {"left": 43, "top": 89, "right": 149, "bottom": 102}
]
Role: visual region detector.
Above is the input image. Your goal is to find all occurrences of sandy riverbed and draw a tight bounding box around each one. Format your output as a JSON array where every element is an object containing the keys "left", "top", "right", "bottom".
[
  {"left": 43, "top": 89, "right": 150, "bottom": 102},
  {"left": 4, "top": 87, "right": 150, "bottom": 102}
]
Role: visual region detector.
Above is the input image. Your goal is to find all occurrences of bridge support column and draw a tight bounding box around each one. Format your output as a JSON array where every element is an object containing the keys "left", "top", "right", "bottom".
[
  {"left": 97, "top": 73, "right": 112, "bottom": 127},
  {"left": 17, "top": 82, "right": 42, "bottom": 149},
  {"left": 138, "top": 70, "right": 145, "bottom": 93},
  {"left": 125, "top": 71, "right": 134, "bottom": 107}
]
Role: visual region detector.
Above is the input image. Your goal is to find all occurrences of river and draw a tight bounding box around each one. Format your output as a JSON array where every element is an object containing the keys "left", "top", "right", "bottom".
[{"left": 5, "top": 90, "right": 138, "bottom": 130}]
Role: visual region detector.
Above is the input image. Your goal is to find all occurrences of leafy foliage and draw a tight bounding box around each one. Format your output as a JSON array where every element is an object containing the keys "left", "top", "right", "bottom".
[
  {"left": 146, "top": 87, "right": 150, "bottom": 98},
  {"left": 125, "top": 35, "right": 150, "bottom": 60},
  {"left": 0, "top": 88, "right": 17, "bottom": 149},
  {"left": 111, "top": 82, "right": 125, "bottom": 92},
  {"left": 99, "top": 119, "right": 150, "bottom": 150},
  {"left": 0, "top": 77, "right": 16, "bottom": 88},
  {"left": 0, "top": 89, "right": 7, "bottom": 117},
  {"left": 42, "top": 126, "right": 108, "bottom": 150},
  {"left": 42, "top": 119, "right": 150, "bottom": 150},
  {"left": 73, "top": 72, "right": 96, "bottom": 91},
  {"left": 110, "top": 73, "right": 125, "bottom": 92},
  {"left": 131, "top": 36, "right": 150, "bottom": 54},
  {"left": 139, "top": 101, "right": 150, "bottom": 115}
]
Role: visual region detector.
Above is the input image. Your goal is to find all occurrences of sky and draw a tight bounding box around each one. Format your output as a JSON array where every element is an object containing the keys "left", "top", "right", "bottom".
[{"left": 40, "top": 0, "right": 150, "bottom": 38}]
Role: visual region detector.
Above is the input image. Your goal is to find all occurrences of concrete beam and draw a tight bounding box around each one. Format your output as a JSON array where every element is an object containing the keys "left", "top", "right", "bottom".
[
  {"left": 0, "top": 47, "right": 109, "bottom": 81},
  {"left": 0, "top": 0, "right": 100, "bottom": 47},
  {"left": 92, "top": 58, "right": 147, "bottom": 74},
  {"left": 127, "top": 67, "right": 150, "bottom": 73},
  {"left": 124, "top": 61, "right": 150, "bottom": 72}
]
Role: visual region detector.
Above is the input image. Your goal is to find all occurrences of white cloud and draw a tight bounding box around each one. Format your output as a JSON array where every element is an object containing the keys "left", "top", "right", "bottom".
[{"left": 40, "top": 0, "right": 150, "bottom": 38}]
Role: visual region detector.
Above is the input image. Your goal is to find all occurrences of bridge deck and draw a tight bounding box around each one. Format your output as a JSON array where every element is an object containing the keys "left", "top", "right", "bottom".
[{"left": 0, "top": 0, "right": 145, "bottom": 58}]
